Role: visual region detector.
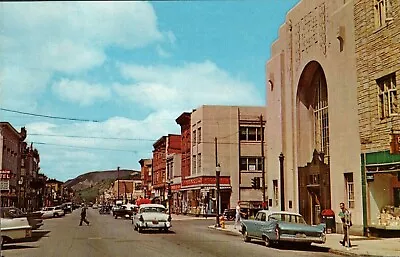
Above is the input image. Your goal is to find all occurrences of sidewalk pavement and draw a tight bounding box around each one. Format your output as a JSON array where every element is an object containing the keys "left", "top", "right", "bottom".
[
  {"left": 208, "top": 224, "right": 400, "bottom": 257},
  {"left": 171, "top": 213, "right": 210, "bottom": 221}
]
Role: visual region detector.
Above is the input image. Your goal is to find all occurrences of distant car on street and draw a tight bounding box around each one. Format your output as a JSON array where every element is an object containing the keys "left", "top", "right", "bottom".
[
  {"left": 223, "top": 208, "right": 248, "bottom": 221},
  {"left": 132, "top": 204, "right": 171, "bottom": 233},
  {"left": 40, "top": 206, "right": 65, "bottom": 218},
  {"left": 240, "top": 210, "right": 326, "bottom": 247}
]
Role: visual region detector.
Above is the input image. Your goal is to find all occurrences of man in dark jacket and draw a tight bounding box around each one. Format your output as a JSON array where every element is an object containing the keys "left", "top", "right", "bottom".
[{"left": 79, "top": 204, "right": 90, "bottom": 226}]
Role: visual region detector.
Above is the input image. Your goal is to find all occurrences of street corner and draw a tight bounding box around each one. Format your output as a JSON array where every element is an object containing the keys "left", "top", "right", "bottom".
[{"left": 207, "top": 225, "right": 242, "bottom": 236}]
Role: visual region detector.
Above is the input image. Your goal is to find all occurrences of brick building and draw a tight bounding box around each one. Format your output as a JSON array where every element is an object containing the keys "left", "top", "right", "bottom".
[
  {"left": 20, "top": 142, "right": 41, "bottom": 211},
  {"left": 152, "top": 135, "right": 181, "bottom": 201},
  {"left": 139, "top": 158, "right": 152, "bottom": 198},
  {"left": 0, "top": 122, "right": 26, "bottom": 207},
  {"left": 354, "top": 0, "right": 400, "bottom": 234}
]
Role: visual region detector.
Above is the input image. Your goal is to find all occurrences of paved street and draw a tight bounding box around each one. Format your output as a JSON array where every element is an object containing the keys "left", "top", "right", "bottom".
[{"left": 1, "top": 208, "right": 340, "bottom": 257}]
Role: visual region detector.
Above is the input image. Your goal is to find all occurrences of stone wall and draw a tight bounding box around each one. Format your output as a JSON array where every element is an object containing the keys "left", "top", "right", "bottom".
[{"left": 355, "top": 0, "right": 400, "bottom": 151}]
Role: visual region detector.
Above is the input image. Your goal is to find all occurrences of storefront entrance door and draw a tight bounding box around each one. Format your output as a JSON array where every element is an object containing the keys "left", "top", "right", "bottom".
[
  {"left": 298, "top": 149, "right": 331, "bottom": 225},
  {"left": 394, "top": 188, "right": 400, "bottom": 207}
]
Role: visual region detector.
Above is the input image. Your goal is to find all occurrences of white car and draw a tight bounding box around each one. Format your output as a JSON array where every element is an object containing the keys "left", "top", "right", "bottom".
[
  {"left": 132, "top": 204, "right": 171, "bottom": 233},
  {"left": 1, "top": 210, "right": 32, "bottom": 247},
  {"left": 40, "top": 206, "right": 65, "bottom": 218}
]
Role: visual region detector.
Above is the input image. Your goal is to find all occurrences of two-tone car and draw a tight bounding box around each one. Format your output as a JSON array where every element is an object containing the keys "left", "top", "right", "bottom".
[
  {"left": 132, "top": 204, "right": 171, "bottom": 233},
  {"left": 241, "top": 210, "right": 326, "bottom": 247}
]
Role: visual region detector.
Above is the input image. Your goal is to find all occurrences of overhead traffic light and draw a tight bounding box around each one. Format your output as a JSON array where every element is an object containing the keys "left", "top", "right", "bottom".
[{"left": 251, "top": 177, "right": 261, "bottom": 189}]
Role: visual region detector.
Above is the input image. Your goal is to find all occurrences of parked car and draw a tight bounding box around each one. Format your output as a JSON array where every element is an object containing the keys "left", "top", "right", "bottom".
[
  {"left": 114, "top": 204, "right": 138, "bottom": 219},
  {"left": 1, "top": 209, "right": 32, "bottom": 247},
  {"left": 40, "top": 206, "right": 65, "bottom": 218},
  {"left": 1, "top": 207, "right": 43, "bottom": 230},
  {"left": 223, "top": 208, "right": 249, "bottom": 221},
  {"left": 240, "top": 210, "right": 326, "bottom": 247},
  {"left": 132, "top": 204, "right": 171, "bottom": 233}
]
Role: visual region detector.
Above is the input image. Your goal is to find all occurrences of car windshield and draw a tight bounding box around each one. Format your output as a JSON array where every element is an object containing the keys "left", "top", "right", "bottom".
[
  {"left": 141, "top": 207, "right": 166, "bottom": 213},
  {"left": 269, "top": 214, "right": 307, "bottom": 224}
]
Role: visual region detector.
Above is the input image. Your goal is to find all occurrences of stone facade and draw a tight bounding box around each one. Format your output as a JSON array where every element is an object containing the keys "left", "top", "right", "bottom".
[
  {"left": 266, "top": 0, "right": 364, "bottom": 234},
  {"left": 356, "top": 0, "right": 400, "bottom": 151},
  {"left": 354, "top": 0, "right": 400, "bottom": 234}
]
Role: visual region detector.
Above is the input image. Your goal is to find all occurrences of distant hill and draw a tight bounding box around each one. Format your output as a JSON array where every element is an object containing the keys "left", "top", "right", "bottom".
[{"left": 64, "top": 169, "right": 139, "bottom": 192}]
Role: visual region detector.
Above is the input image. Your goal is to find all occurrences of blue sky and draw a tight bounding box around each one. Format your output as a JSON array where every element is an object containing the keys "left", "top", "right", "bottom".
[{"left": 0, "top": 1, "right": 298, "bottom": 181}]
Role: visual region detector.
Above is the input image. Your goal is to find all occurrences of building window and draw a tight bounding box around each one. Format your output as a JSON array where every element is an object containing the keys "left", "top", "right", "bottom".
[
  {"left": 192, "top": 130, "right": 196, "bottom": 146},
  {"left": 345, "top": 173, "right": 355, "bottom": 209},
  {"left": 192, "top": 155, "right": 196, "bottom": 175},
  {"left": 313, "top": 69, "right": 329, "bottom": 164},
  {"left": 240, "top": 157, "right": 262, "bottom": 171},
  {"left": 198, "top": 127, "right": 201, "bottom": 144},
  {"left": 273, "top": 180, "right": 279, "bottom": 207},
  {"left": 197, "top": 153, "right": 201, "bottom": 172},
  {"left": 378, "top": 73, "right": 397, "bottom": 118},
  {"left": 239, "top": 127, "right": 263, "bottom": 141},
  {"left": 375, "top": 0, "right": 393, "bottom": 28}
]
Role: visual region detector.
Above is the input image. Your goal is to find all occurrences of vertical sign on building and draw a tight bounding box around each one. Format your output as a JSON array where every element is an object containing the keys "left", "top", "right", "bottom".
[{"left": 390, "top": 134, "right": 400, "bottom": 154}]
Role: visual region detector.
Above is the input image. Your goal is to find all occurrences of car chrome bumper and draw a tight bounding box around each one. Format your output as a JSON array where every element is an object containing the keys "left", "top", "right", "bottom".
[
  {"left": 138, "top": 221, "right": 171, "bottom": 229},
  {"left": 279, "top": 234, "right": 326, "bottom": 244}
]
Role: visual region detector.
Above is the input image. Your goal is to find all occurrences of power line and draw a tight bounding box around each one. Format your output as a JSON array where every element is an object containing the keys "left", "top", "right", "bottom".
[
  {"left": 0, "top": 107, "right": 101, "bottom": 123},
  {"left": 29, "top": 133, "right": 155, "bottom": 142},
  {"left": 29, "top": 141, "right": 139, "bottom": 153}
]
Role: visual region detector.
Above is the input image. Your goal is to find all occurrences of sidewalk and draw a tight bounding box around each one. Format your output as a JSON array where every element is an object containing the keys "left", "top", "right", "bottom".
[
  {"left": 171, "top": 213, "right": 209, "bottom": 221},
  {"left": 208, "top": 224, "right": 400, "bottom": 257}
]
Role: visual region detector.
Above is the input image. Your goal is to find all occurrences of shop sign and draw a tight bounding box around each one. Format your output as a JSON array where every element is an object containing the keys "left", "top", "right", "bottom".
[
  {"left": 366, "top": 174, "right": 374, "bottom": 182},
  {"left": 0, "top": 170, "right": 11, "bottom": 180},
  {"left": 0, "top": 180, "right": 10, "bottom": 191},
  {"left": 390, "top": 134, "right": 400, "bottom": 154}
]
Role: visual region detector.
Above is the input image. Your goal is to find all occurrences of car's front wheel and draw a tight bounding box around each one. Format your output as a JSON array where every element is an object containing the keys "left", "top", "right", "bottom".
[
  {"left": 138, "top": 226, "right": 143, "bottom": 233},
  {"left": 242, "top": 228, "right": 251, "bottom": 242},
  {"left": 262, "top": 235, "right": 271, "bottom": 247}
]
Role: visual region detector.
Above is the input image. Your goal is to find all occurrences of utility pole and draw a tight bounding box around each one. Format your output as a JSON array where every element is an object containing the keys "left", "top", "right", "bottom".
[
  {"left": 215, "top": 137, "right": 220, "bottom": 227},
  {"left": 117, "top": 166, "right": 120, "bottom": 201},
  {"left": 260, "top": 115, "right": 266, "bottom": 209}
]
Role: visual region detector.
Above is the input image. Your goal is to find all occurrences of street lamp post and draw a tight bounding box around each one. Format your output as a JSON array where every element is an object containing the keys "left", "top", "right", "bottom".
[
  {"left": 279, "top": 153, "right": 285, "bottom": 211},
  {"left": 167, "top": 181, "right": 172, "bottom": 219},
  {"left": 215, "top": 164, "right": 221, "bottom": 227}
]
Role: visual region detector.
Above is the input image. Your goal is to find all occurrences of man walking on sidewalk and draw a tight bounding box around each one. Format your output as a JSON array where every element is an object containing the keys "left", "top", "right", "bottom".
[
  {"left": 79, "top": 204, "right": 90, "bottom": 226},
  {"left": 338, "top": 202, "right": 352, "bottom": 247}
]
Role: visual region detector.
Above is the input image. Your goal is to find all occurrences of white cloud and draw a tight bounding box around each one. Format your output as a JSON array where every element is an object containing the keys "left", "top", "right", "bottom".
[
  {"left": 0, "top": 66, "right": 51, "bottom": 110},
  {"left": 115, "top": 61, "right": 263, "bottom": 111},
  {"left": 2, "top": 2, "right": 164, "bottom": 73},
  {"left": 156, "top": 45, "right": 172, "bottom": 58},
  {"left": 24, "top": 111, "right": 181, "bottom": 180},
  {"left": 165, "top": 31, "right": 176, "bottom": 45},
  {"left": 1, "top": 1, "right": 169, "bottom": 109},
  {"left": 52, "top": 79, "right": 111, "bottom": 106}
]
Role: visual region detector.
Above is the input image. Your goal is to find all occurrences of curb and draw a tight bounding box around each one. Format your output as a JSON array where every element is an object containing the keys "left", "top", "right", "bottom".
[
  {"left": 207, "top": 225, "right": 242, "bottom": 237},
  {"left": 327, "top": 248, "right": 392, "bottom": 257},
  {"left": 208, "top": 226, "right": 392, "bottom": 257}
]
